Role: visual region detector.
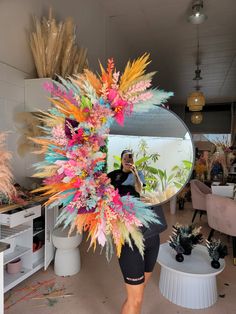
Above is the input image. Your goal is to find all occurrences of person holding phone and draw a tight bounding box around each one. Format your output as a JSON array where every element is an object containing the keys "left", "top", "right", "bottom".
[
  {"left": 108, "top": 150, "right": 160, "bottom": 314},
  {"left": 108, "top": 150, "right": 144, "bottom": 198}
]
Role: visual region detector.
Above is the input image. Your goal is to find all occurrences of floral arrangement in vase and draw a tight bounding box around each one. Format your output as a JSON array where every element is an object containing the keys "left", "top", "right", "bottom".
[
  {"left": 168, "top": 223, "right": 203, "bottom": 262},
  {"left": 30, "top": 7, "right": 88, "bottom": 78},
  {"left": 206, "top": 239, "right": 228, "bottom": 269}
]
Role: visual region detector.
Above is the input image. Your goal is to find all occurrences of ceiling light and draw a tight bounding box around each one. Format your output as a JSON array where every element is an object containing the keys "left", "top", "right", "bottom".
[
  {"left": 188, "top": 0, "right": 207, "bottom": 24},
  {"left": 187, "top": 91, "right": 205, "bottom": 111},
  {"left": 187, "top": 15, "right": 206, "bottom": 112},
  {"left": 191, "top": 111, "right": 203, "bottom": 124}
]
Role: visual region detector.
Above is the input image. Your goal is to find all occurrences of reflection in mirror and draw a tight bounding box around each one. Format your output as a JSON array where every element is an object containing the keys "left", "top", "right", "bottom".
[{"left": 108, "top": 106, "right": 194, "bottom": 205}]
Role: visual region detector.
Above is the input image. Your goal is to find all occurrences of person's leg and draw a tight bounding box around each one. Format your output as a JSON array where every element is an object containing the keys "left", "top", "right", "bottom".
[
  {"left": 144, "top": 272, "right": 152, "bottom": 286},
  {"left": 121, "top": 283, "right": 145, "bottom": 314},
  {"left": 119, "top": 242, "right": 145, "bottom": 314},
  {"left": 144, "top": 235, "right": 160, "bottom": 286}
]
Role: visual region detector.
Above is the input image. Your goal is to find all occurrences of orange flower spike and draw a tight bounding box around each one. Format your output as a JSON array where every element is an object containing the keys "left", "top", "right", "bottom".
[
  {"left": 75, "top": 214, "right": 89, "bottom": 233},
  {"left": 53, "top": 148, "right": 67, "bottom": 156},
  {"left": 49, "top": 98, "right": 71, "bottom": 116},
  {"left": 61, "top": 97, "right": 88, "bottom": 122},
  {"left": 88, "top": 225, "right": 99, "bottom": 252},
  {"left": 74, "top": 110, "right": 88, "bottom": 123},
  {"left": 99, "top": 60, "right": 113, "bottom": 88},
  {"left": 107, "top": 58, "right": 115, "bottom": 85},
  {"left": 29, "top": 137, "right": 55, "bottom": 147},
  {"left": 83, "top": 69, "right": 102, "bottom": 94}
]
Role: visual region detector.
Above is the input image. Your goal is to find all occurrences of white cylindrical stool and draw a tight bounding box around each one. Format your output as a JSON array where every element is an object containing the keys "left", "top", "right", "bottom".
[{"left": 52, "top": 227, "right": 82, "bottom": 276}]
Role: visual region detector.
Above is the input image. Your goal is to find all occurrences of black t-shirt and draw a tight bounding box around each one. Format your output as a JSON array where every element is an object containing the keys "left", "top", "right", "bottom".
[
  {"left": 107, "top": 169, "right": 140, "bottom": 197},
  {"left": 140, "top": 205, "right": 167, "bottom": 239}
]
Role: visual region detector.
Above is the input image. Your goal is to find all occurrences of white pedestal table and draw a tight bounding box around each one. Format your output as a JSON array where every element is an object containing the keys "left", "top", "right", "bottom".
[{"left": 157, "top": 243, "right": 225, "bottom": 309}]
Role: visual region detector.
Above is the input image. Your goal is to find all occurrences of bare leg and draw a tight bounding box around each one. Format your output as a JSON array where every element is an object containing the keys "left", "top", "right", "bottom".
[
  {"left": 144, "top": 272, "right": 152, "bottom": 287},
  {"left": 121, "top": 282, "right": 145, "bottom": 314}
]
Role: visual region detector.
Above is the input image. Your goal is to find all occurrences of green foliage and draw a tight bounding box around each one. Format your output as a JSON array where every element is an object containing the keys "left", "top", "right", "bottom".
[
  {"left": 206, "top": 239, "right": 228, "bottom": 261},
  {"left": 81, "top": 95, "right": 92, "bottom": 109},
  {"left": 169, "top": 223, "right": 203, "bottom": 254}
]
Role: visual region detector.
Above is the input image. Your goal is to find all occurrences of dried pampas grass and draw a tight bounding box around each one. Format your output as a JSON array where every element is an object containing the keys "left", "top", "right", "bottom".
[
  {"left": 30, "top": 7, "right": 88, "bottom": 78},
  {"left": 0, "top": 133, "right": 16, "bottom": 200}
]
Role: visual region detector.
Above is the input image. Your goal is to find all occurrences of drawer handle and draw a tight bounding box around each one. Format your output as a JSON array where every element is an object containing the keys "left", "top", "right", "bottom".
[{"left": 24, "top": 212, "right": 35, "bottom": 218}]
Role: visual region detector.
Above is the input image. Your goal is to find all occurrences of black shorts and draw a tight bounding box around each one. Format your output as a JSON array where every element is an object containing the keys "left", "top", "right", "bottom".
[{"left": 118, "top": 234, "right": 160, "bottom": 285}]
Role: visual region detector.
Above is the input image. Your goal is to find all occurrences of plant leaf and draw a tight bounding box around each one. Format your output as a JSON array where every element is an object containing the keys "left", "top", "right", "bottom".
[
  {"left": 135, "top": 156, "right": 150, "bottom": 166},
  {"left": 146, "top": 166, "right": 159, "bottom": 175}
]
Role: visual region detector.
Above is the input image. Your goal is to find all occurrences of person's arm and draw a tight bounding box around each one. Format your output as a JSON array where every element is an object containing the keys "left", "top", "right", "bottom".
[{"left": 130, "top": 166, "right": 143, "bottom": 194}]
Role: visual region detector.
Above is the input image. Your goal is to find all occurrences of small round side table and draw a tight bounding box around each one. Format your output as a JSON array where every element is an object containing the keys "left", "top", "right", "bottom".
[{"left": 157, "top": 243, "right": 225, "bottom": 309}]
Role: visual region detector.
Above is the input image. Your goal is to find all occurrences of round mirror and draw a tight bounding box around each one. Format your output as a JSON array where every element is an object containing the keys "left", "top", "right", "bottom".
[{"left": 108, "top": 105, "right": 194, "bottom": 205}]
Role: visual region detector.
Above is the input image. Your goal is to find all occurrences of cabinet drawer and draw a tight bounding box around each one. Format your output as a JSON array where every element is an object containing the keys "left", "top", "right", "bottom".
[{"left": 0, "top": 205, "right": 41, "bottom": 228}]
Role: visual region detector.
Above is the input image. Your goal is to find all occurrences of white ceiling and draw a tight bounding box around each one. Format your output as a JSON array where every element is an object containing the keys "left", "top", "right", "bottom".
[
  {"left": 110, "top": 106, "right": 188, "bottom": 138},
  {"left": 101, "top": 0, "right": 236, "bottom": 105}
]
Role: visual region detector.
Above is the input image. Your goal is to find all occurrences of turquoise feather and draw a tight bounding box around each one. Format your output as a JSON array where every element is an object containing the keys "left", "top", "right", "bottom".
[{"left": 121, "top": 196, "right": 161, "bottom": 227}]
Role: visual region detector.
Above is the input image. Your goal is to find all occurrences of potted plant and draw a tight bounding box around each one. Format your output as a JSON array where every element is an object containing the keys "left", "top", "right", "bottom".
[
  {"left": 169, "top": 223, "right": 203, "bottom": 262},
  {"left": 205, "top": 239, "right": 228, "bottom": 269}
]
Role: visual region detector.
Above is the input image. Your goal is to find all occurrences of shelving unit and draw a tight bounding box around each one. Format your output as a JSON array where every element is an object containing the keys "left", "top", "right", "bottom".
[
  {"left": 4, "top": 246, "right": 31, "bottom": 265},
  {"left": 0, "top": 201, "right": 58, "bottom": 293},
  {"left": 33, "top": 245, "right": 44, "bottom": 270},
  {"left": 33, "top": 229, "right": 45, "bottom": 237},
  {"left": 0, "top": 225, "right": 31, "bottom": 240},
  {"left": 4, "top": 267, "right": 32, "bottom": 291}
]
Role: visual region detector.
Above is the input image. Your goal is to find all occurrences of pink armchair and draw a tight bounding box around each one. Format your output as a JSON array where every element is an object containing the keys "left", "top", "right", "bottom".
[
  {"left": 190, "top": 179, "right": 211, "bottom": 223},
  {"left": 206, "top": 194, "right": 236, "bottom": 265}
]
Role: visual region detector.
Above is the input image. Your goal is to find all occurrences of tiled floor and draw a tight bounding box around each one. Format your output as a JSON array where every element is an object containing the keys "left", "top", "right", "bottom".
[{"left": 4, "top": 202, "right": 236, "bottom": 314}]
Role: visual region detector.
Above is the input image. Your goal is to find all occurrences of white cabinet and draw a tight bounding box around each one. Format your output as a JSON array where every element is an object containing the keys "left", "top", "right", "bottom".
[
  {"left": 0, "top": 204, "right": 41, "bottom": 228},
  {"left": 44, "top": 205, "right": 58, "bottom": 270},
  {"left": 0, "top": 203, "right": 57, "bottom": 292}
]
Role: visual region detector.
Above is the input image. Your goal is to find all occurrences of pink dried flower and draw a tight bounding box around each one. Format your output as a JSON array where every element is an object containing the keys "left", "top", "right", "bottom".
[{"left": 52, "top": 125, "right": 68, "bottom": 146}]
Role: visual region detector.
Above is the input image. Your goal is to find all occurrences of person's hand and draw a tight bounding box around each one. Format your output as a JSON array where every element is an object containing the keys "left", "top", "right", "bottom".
[{"left": 128, "top": 163, "right": 138, "bottom": 176}]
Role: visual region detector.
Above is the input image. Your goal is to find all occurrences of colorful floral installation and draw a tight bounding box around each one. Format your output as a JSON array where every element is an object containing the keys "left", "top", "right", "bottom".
[{"left": 31, "top": 54, "right": 173, "bottom": 259}]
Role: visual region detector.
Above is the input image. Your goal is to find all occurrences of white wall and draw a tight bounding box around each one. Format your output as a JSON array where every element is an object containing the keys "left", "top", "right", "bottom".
[
  {"left": 0, "top": 63, "right": 28, "bottom": 186},
  {"left": 0, "top": 0, "right": 131, "bottom": 74},
  {"left": 0, "top": 0, "right": 45, "bottom": 75}
]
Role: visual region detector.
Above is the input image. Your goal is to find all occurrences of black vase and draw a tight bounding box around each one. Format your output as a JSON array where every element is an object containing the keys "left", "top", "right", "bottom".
[
  {"left": 211, "top": 259, "right": 220, "bottom": 269},
  {"left": 183, "top": 247, "right": 192, "bottom": 255},
  {"left": 181, "top": 238, "right": 192, "bottom": 255},
  {"left": 176, "top": 253, "right": 184, "bottom": 262}
]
